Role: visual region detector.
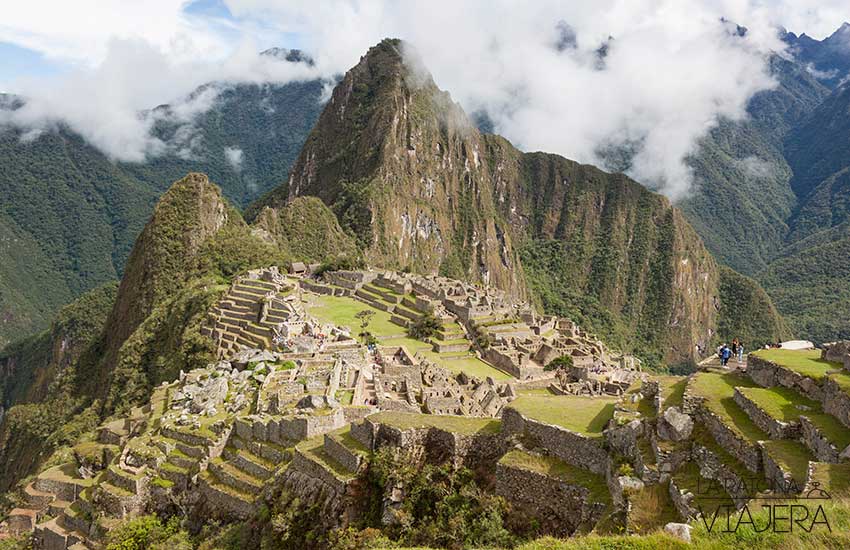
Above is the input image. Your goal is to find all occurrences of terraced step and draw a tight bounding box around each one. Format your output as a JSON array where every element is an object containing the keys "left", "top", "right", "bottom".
[
  {"left": 222, "top": 447, "right": 276, "bottom": 479},
  {"left": 24, "top": 481, "right": 55, "bottom": 507},
  {"left": 432, "top": 339, "right": 471, "bottom": 354},
  {"left": 6, "top": 508, "right": 38, "bottom": 534},
  {"left": 35, "top": 517, "right": 84, "bottom": 550},
  {"left": 229, "top": 435, "right": 292, "bottom": 464},
  {"left": 47, "top": 498, "right": 72, "bottom": 517},
  {"left": 293, "top": 437, "right": 357, "bottom": 493},
  {"left": 35, "top": 464, "right": 95, "bottom": 502},
  {"left": 198, "top": 470, "right": 256, "bottom": 520},
  {"left": 154, "top": 435, "right": 207, "bottom": 459},
  {"left": 734, "top": 385, "right": 850, "bottom": 462},
  {"left": 158, "top": 462, "right": 191, "bottom": 486},
  {"left": 761, "top": 440, "right": 813, "bottom": 494},
  {"left": 106, "top": 465, "right": 144, "bottom": 494},
  {"left": 209, "top": 458, "right": 264, "bottom": 495},
  {"left": 322, "top": 428, "right": 370, "bottom": 474}
]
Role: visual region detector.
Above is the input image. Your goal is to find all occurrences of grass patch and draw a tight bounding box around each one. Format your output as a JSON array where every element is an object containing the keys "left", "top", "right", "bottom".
[
  {"left": 509, "top": 395, "right": 617, "bottom": 436},
  {"left": 306, "top": 294, "right": 406, "bottom": 339},
  {"left": 751, "top": 349, "right": 840, "bottom": 381},
  {"left": 762, "top": 439, "right": 813, "bottom": 487},
  {"left": 808, "top": 463, "right": 850, "bottom": 496},
  {"left": 689, "top": 370, "right": 767, "bottom": 442},
  {"left": 737, "top": 386, "right": 850, "bottom": 449},
  {"left": 627, "top": 482, "right": 680, "bottom": 534},
  {"left": 499, "top": 449, "right": 611, "bottom": 505},
  {"left": 368, "top": 411, "right": 501, "bottom": 435},
  {"left": 419, "top": 351, "right": 512, "bottom": 381}
]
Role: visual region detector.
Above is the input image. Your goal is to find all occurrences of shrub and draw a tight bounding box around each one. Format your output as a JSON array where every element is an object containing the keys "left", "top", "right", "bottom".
[
  {"left": 544, "top": 355, "right": 574, "bottom": 371},
  {"left": 408, "top": 311, "right": 442, "bottom": 341}
]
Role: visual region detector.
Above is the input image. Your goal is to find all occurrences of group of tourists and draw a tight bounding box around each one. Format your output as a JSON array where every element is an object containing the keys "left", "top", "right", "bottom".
[{"left": 717, "top": 338, "right": 745, "bottom": 367}]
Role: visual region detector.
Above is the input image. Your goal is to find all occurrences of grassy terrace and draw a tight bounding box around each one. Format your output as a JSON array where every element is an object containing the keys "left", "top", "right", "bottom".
[
  {"left": 737, "top": 386, "right": 850, "bottom": 449},
  {"left": 368, "top": 411, "right": 501, "bottom": 435},
  {"left": 689, "top": 370, "right": 766, "bottom": 442},
  {"left": 499, "top": 449, "right": 611, "bottom": 505},
  {"left": 508, "top": 395, "right": 617, "bottom": 437},
  {"left": 297, "top": 437, "right": 357, "bottom": 480},
  {"left": 658, "top": 376, "right": 687, "bottom": 410},
  {"left": 305, "top": 293, "right": 512, "bottom": 381},
  {"left": 761, "top": 439, "right": 813, "bottom": 487},
  {"left": 750, "top": 349, "right": 841, "bottom": 382},
  {"left": 808, "top": 462, "right": 850, "bottom": 496}
]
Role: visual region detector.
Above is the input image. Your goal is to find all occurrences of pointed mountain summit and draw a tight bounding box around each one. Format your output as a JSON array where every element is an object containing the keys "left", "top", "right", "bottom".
[{"left": 247, "top": 38, "right": 779, "bottom": 364}]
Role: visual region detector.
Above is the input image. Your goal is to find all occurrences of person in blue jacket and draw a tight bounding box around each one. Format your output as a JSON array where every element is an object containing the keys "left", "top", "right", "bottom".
[{"left": 720, "top": 344, "right": 732, "bottom": 367}]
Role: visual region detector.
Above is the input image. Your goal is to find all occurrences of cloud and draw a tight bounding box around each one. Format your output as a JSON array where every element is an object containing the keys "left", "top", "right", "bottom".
[
  {"left": 221, "top": 0, "right": 796, "bottom": 199},
  {"left": 224, "top": 146, "right": 244, "bottom": 172},
  {"left": 735, "top": 155, "right": 777, "bottom": 179},
  {"left": 2, "top": 0, "right": 849, "bottom": 199},
  {"left": 0, "top": 37, "right": 325, "bottom": 161}
]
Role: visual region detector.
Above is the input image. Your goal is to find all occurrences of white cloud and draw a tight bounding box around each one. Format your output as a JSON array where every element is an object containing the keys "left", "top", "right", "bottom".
[
  {"left": 0, "top": 37, "right": 325, "bottom": 161},
  {"left": 224, "top": 146, "right": 244, "bottom": 172},
  {"left": 1, "top": 0, "right": 849, "bottom": 199}
]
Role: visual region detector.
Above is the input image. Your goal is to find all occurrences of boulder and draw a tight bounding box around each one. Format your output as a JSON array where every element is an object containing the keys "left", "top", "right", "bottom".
[
  {"left": 823, "top": 341, "right": 850, "bottom": 370},
  {"left": 658, "top": 406, "right": 694, "bottom": 441},
  {"left": 664, "top": 522, "right": 692, "bottom": 543}
]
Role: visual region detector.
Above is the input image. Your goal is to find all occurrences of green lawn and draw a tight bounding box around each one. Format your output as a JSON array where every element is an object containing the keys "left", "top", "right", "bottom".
[
  {"left": 368, "top": 411, "right": 501, "bottom": 435},
  {"left": 751, "top": 349, "right": 841, "bottom": 381},
  {"left": 689, "top": 370, "right": 767, "bottom": 442},
  {"left": 808, "top": 462, "right": 850, "bottom": 496},
  {"left": 304, "top": 294, "right": 407, "bottom": 339},
  {"left": 658, "top": 376, "right": 687, "bottom": 410},
  {"left": 499, "top": 449, "right": 611, "bottom": 505},
  {"left": 419, "top": 351, "right": 512, "bottom": 381},
  {"left": 508, "top": 395, "right": 617, "bottom": 436},
  {"left": 737, "top": 386, "right": 850, "bottom": 449}
]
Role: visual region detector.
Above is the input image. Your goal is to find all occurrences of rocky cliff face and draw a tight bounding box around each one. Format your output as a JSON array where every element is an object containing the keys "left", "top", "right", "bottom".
[
  {"left": 252, "top": 39, "right": 728, "bottom": 364},
  {"left": 249, "top": 39, "right": 527, "bottom": 299}
]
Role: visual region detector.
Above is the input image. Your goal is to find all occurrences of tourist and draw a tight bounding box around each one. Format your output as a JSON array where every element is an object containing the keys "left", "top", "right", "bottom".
[
  {"left": 737, "top": 342, "right": 745, "bottom": 364},
  {"left": 720, "top": 344, "right": 732, "bottom": 367},
  {"left": 731, "top": 338, "right": 739, "bottom": 357}
]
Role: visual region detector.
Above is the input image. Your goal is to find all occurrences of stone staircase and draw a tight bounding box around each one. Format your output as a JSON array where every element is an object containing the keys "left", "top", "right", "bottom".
[
  {"left": 199, "top": 419, "right": 294, "bottom": 520},
  {"left": 202, "top": 273, "right": 295, "bottom": 358}
]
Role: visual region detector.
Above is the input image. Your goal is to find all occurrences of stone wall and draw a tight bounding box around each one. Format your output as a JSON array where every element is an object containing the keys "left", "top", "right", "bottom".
[
  {"left": 822, "top": 377, "right": 850, "bottom": 429},
  {"left": 695, "top": 408, "right": 762, "bottom": 473},
  {"left": 800, "top": 415, "right": 845, "bottom": 463},
  {"left": 691, "top": 444, "right": 748, "bottom": 508},
  {"left": 668, "top": 478, "right": 698, "bottom": 520},
  {"left": 747, "top": 355, "right": 823, "bottom": 401},
  {"left": 495, "top": 461, "right": 605, "bottom": 536},
  {"left": 501, "top": 408, "right": 611, "bottom": 475},
  {"left": 760, "top": 443, "right": 805, "bottom": 494},
  {"left": 732, "top": 389, "right": 801, "bottom": 439}
]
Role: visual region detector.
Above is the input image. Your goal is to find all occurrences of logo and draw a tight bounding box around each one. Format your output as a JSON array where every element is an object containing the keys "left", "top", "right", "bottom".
[{"left": 695, "top": 475, "right": 832, "bottom": 533}]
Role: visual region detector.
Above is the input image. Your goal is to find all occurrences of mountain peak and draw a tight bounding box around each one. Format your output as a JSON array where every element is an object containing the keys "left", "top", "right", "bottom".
[{"left": 259, "top": 47, "right": 315, "bottom": 66}]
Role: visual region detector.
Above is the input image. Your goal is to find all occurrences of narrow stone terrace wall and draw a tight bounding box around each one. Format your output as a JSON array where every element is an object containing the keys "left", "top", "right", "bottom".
[
  {"left": 501, "top": 408, "right": 611, "bottom": 475},
  {"left": 495, "top": 462, "right": 604, "bottom": 536},
  {"left": 747, "top": 355, "right": 823, "bottom": 401}
]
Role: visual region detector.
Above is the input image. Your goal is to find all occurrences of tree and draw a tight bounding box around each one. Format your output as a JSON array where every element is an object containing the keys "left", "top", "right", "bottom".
[
  {"left": 355, "top": 310, "right": 377, "bottom": 346},
  {"left": 408, "top": 311, "right": 442, "bottom": 341},
  {"left": 544, "top": 354, "right": 574, "bottom": 371}
]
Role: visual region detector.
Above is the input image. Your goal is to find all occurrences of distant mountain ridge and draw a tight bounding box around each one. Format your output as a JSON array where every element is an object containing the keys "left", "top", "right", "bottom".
[
  {"left": 681, "top": 23, "right": 850, "bottom": 343},
  {"left": 0, "top": 54, "right": 325, "bottom": 347}
]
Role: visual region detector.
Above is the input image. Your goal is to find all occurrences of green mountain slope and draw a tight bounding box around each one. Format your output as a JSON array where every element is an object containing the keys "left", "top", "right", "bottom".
[
  {"left": 0, "top": 68, "right": 322, "bottom": 347},
  {"left": 679, "top": 55, "right": 828, "bottom": 275}
]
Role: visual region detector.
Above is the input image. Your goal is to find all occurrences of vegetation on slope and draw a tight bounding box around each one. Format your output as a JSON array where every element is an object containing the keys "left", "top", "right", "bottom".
[{"left": 716, "top": 266, "right": 791, "bottom": 349}]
